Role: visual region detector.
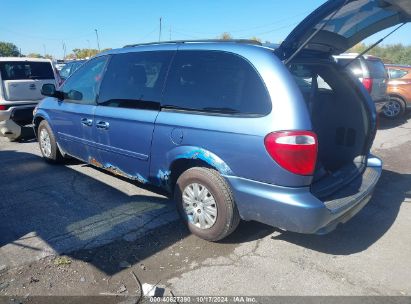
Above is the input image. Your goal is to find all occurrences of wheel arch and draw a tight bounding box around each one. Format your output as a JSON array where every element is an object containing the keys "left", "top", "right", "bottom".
[
  {"left": 33, "top": 115, "right": 45, "bottom": 138},
  {"left": 388, "top": 94, "right": 407, "bottom": 105},
  {"left": 158, "top": 146, "right": 234, "bottom": 194}
]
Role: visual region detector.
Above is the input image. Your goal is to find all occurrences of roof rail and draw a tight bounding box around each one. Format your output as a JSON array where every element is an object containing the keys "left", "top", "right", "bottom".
[{"left": 123, "top": 39, "right": 262, "bottom": 48}]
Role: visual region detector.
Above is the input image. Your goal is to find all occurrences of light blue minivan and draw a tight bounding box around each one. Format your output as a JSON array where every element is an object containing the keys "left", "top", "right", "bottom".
[{"left": 34, "top": 0, "right": 410, "bottom": 241}]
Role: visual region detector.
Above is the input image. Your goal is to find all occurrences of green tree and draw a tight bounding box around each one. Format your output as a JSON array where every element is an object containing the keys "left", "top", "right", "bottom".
[
  {"left": 69, "top": 48, "right": 99, "bottom": 59},
  {"left": 26, "top": 53, "right": 53, "bottom": 59},
  {"left": 0, "top": 41, "right": 20, "bottom": 57},
  {"left": 26, "top": 53, "right": 43, "bottom": 58},
  {"left": 250, "top": 36, "right": 262, "bottom": 43},
  {"left": 219, "top": 32, "right": 232, "bottom": 40},
  {"left": 349, "top": 43, "right": 411, "bottom": 65}
]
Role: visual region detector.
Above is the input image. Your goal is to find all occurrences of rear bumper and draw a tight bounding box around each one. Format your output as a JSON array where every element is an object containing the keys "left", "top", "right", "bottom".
[
  {"left": 0, "top": 104, "right": 37, "bottom": 122},
  {"left": 0, "top": 104, "right": 36, "bottom": 139},
  {"left": 226, "top": 156, "right": 382, "bottom": 234}
]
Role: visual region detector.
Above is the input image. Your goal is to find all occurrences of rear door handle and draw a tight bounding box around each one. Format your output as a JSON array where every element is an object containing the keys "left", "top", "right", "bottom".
[
  {"left": 81, "top": 118, "right": 93, "bottom": 127},
  {"left": 96, "top": 121, "right": 110, "bottom": 130}
]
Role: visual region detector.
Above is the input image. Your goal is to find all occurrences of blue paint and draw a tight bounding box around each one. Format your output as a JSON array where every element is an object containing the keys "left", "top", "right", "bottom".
[
  {"left": 176, "top": 149, "right": 232, "bottom": 175},
  {"left": 157, "top": 169, "right": 171, "bottom": 183}
]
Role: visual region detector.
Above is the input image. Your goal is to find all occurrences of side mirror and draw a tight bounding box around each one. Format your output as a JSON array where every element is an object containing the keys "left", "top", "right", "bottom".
[
  {"left": 41, "top": 83, "right": 64, "bottom": 100},
  {"left": 67, "top": 90, "right": 83, "bottom": 101},
  {"left": 41, "top": 83, "right": 56, "bottom": 97}
]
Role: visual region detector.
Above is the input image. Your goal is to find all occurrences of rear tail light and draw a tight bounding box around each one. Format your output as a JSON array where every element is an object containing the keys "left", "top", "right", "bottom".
[
  {"left": 362, "top": 78, "right": 373, "bottom": 93},
  {"left": 264, "top": 131, "right": 318, "bottom": 176},
  {"left": 0, "top": 105, "right": 8, "bottom": 111}
]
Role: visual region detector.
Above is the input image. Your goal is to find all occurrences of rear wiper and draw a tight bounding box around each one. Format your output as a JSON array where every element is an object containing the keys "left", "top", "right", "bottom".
[{"left": 342, "top": 23, "right": 406, "bottom": 68}]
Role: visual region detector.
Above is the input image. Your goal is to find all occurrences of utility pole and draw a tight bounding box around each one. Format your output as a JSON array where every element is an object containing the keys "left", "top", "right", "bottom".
[
  {"left": 62, "top": 41, "right": 66, "bottom": 59},
  {"left": 159, "top": 17, "right": 162, "bottom": 42},
  {"left": 94, "top": 29, "right": 100, "bottom": 51},
  {"left": 43, "top": 44, "right": 46, "bottom": 57}
]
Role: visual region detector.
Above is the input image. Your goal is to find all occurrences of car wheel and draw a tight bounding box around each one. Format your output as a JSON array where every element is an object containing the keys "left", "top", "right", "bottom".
[
  {"left": 174, "top": 167, "right": 240, "bottom": 241},
  {"left": 38, "top": 120, "right": 63, "bottom": 163},
  {"left": 382, "top": 97, "right": 405, "bottom": 119}
]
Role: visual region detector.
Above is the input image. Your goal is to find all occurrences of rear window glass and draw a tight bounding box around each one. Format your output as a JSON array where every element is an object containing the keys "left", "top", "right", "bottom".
[
  {"left": 335, "top": 58, "right": 363, "bottom": 78},
  {"left": 0, "top": 61, "right": 54, "bottom": 80},
  {"left": 388, "top": 68, "right": 408, "bottom": 79},
  {"left": 163, "top": 50, "right": 271, "bottom": 115},
  {"left": 366, "top": 60, "right": 387, "bottom": 79}
]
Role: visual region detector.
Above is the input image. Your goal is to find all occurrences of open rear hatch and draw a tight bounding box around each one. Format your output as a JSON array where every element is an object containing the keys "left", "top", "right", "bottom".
[
  {"left": 276, "top": 0, "right": 411, "bottom": 61},
  {"left": 277, "top": 0, "right": 411, "bottom": 198}
]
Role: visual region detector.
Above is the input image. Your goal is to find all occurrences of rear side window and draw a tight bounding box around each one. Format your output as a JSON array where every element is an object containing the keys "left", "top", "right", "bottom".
[
  {"left": 98, "top": 51, "right": 174, "bottom": 109},
  {"left": 0, "top": 61, "right": 54, "bottom": 80},
  {"left": 366, "top": 60, "right": 387, "bottom": 79},
  {"left": 388, "top": 68, "right": 408, "bottom": 79},
  {"left": 162, "top": 50, "right": 271, "bottom": 115}
]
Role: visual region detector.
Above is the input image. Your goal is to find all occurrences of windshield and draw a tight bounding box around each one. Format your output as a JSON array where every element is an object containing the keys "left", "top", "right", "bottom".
[{"left": 0, "top": 61, "right": 54, "bottom": 80}]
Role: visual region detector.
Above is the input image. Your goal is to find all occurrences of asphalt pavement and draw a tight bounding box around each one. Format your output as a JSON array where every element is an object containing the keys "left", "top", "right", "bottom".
[{"left": 0, "top": 115, "right": 410, "bottom": 296}]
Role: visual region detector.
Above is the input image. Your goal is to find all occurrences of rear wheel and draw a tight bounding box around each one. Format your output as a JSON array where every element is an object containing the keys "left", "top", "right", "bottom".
[
  {"left": 174, "top": 167, "right": 240, "bottom": 241},
  {"left": 382, "top": 97, "right": 405, "bottom": 119},
  {"left": 38, "top": 120, "right": 63, "bottom": 163}
]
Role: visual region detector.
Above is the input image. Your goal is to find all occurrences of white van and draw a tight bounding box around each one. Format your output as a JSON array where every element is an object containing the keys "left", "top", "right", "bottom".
[{"left": 0, "top": 57, "right": 58, "bottom": 141}]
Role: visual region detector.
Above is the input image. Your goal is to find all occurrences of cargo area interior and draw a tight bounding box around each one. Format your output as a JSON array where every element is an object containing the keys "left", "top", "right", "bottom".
[{"left": 289, "top": 60, "right": 372, "bottom": 199}]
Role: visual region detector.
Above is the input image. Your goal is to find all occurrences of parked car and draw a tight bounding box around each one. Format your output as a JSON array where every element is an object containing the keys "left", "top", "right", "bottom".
[
  {"left": 34, "top": 0, "right": 411, "bottom": 241},
  {"left": 58, "top": 60, "right": 86, "bottom": 82},
  {"left": 0, "top": 57, "right": 58, "bottom": 141},
  {"left": 334, "top": 53, "right": 389, "bottom": 113},
  {"left": 384, "top": 64, "right": 411, "bottom": 118},
  {"left": 54, "top": 60, "right": 66, "bottom": 71}
]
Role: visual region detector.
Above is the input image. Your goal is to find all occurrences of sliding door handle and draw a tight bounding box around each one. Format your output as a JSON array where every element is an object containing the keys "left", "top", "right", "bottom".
[
  {"left": 81, "top": 118, "right": 93, "bottom": 127},
  {"left": 96, "top": 121, "right": 110, "bottom": 130}
]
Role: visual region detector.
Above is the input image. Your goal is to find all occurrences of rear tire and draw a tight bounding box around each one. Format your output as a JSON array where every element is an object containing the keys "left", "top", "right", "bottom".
[
  {"left": 38, "top": 120, "right": 64, "bottom": 163},
  {"left": 174, "top": 167, "right": 240, "bottom": 241},
  {"left": 382, "top": 97, "right": 405, "bottom": 119}
]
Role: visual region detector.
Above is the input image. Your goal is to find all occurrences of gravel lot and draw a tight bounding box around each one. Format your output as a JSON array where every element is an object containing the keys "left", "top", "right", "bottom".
[{"left": 0, "top": 114, "right": 410, "bottom": 298}]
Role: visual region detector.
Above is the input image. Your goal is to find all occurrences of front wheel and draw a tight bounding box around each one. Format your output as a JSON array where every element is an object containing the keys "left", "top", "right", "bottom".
[
  {"left": 382, "top": 97, "right": 405, "bottom": 119},
  {"left": 174, "top": 167, "right": 240, "bottom": 241},
  {"left": 38, "top": 120, "right": 63, "bottom": 163}
]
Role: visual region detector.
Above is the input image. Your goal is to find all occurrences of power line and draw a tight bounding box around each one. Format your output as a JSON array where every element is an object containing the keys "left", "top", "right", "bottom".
[{"left": 170, "top": 9, "right": 310, "bottom": 37}]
